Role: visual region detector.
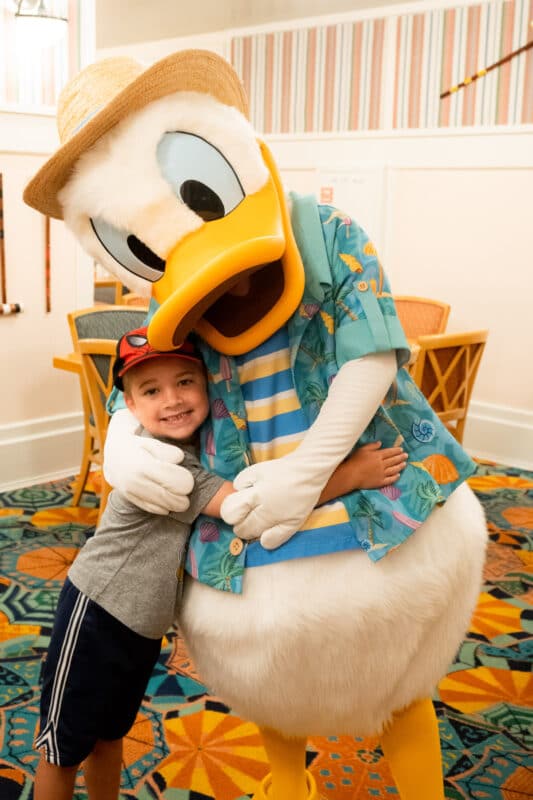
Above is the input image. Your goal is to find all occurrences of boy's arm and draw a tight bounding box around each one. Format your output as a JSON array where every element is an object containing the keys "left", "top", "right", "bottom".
[
  {"left": 202, "top": 442, "right": 407, "bottom": 518},
  {"left": 202, "top": 481, "right": 236, "bottom": 518},
  {"left": 318, "top": 442, "right": 407, "bottom": 503}
]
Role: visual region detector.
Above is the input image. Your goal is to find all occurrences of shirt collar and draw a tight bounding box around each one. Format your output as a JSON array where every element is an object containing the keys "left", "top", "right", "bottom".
[{"left": 289, "top": 192, "right": 331, "bottom": 302}]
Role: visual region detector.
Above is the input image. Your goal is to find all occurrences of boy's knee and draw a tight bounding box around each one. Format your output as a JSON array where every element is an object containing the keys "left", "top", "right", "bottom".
[{"left": 39, "top": 754, "right": 80, "bottom": 772}]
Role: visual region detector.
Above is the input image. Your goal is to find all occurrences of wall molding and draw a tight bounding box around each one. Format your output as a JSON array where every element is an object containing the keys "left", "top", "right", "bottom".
[
  {"left": 0, "top": 412, "right": 84, "bottom": 492},
  {"left": 464, "top": 401, "right": 533, "bottom": 472}
]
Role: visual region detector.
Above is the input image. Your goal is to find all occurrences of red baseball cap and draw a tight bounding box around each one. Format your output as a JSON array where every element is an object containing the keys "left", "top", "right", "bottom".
[{"left": 113, "top": 326, "right": 202, "bottom": 391}]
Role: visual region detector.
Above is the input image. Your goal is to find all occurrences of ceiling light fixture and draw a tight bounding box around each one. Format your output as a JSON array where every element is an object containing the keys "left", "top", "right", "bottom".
[{"left": 14, "top": 0, "right": 68, "bottom": 46}]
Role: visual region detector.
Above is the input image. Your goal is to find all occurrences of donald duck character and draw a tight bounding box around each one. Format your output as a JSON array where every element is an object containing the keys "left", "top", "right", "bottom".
[{"left": 24, "top": 51, "right": 487, "bottom": 800}]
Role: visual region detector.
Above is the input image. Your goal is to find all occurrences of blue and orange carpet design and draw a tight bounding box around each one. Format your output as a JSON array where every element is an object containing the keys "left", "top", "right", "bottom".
[{"left": 0, "top": 461, "right": 531, "bottom": 799}]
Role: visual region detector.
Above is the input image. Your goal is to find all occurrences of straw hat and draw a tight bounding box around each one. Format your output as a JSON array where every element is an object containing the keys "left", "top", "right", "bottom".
[{"left": 23, "top": 49, "right": 249, "bottom": 220}]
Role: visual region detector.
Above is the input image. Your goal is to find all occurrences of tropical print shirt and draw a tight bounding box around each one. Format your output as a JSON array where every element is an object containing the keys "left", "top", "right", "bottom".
[{"left": 185, "top": 194, "right": 476, "bottom": 592}]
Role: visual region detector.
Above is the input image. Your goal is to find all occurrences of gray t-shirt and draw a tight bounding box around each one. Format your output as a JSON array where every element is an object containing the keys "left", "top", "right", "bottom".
[{"left": 68, "top": 443, "right": 224, "bottom": 639}]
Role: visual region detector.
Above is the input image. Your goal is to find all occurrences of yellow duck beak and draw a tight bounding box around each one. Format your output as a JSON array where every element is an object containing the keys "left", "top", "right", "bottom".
[{"left": 148, "top": 142, "right": 305, "bottom": 356}]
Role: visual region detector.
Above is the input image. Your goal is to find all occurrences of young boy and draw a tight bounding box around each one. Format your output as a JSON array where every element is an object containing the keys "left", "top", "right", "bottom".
[{"left": 34, "top": 327, "right": 407, "bottom": 800}]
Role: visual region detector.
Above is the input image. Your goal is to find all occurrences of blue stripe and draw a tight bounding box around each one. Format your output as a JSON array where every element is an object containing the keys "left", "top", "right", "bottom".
[
  {"left": 236, "top": 328, "right": 290, "bottom": 363},
  {"left": 248, "top": 408, "right": 308, "bottom": 443},
  {"left": 245, "top": 522, "right": 362, "bottom": 567},
  {"left": 241, "top": 369, "right": 294, "bottom": 401}
]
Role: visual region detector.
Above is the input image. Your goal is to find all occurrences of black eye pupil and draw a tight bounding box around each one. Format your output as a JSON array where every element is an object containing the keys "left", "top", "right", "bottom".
[
  {"left": 180, "top": 179, "right": 224, "bottom": 221},
  {"left": 127, "top": 235, "right": 165, "bottom": 272}
]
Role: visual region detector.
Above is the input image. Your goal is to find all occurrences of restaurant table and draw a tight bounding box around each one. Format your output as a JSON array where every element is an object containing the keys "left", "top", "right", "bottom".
[{"left": 53, "top": 351, "right": 81, "bottom": 374}]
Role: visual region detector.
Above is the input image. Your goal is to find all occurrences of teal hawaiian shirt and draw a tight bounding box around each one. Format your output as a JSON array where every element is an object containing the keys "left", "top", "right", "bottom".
[{"left": 109, "top": 193, "right": 476, "bottom": 594}]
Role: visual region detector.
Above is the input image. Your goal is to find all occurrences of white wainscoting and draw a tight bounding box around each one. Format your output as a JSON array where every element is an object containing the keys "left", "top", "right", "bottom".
[
  {"left": 271, "top": 128, "right": 533, "bottom": 471},
  {"left": 0, "top": 412, "right": 84, "bottom": 491},
  {"left": 464, "top": 402, "right": 533, "bottom": 472}
]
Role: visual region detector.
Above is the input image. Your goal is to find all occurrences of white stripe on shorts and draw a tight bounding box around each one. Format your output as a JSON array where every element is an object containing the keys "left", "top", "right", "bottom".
[{"left": 35, "top": 589, "right": 90, "bottom": 765}]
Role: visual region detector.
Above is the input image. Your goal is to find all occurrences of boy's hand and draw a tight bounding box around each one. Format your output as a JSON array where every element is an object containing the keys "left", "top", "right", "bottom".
[
  {"left": 104, "top": 408, "right": 194, "bottom": 514},
  {"left": 345, "top": 441, "right": 408, "bottom": 489}
]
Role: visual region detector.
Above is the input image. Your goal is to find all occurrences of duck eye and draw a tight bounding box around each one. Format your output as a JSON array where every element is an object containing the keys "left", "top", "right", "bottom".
[
  {"left": 90, "top": 218, "right": 165, "bottom": 282},
  {"left": 180, "top": 180, "right": 225, "bottom": 221},
  {"left": 157, "top": 132, "right": 244, "bottom": 222}
]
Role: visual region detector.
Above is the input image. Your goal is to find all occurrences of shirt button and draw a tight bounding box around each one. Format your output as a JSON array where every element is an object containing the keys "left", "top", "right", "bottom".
[
  {"left": 229, "top": 537, "right": 244, "bottom": 556},
  {"left": 357, "top": 281, "right": 368, "bottom": 292}
]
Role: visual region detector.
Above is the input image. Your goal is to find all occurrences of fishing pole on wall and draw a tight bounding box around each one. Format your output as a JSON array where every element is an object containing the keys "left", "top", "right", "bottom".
[
  {"left": 440, "top": 37, "right": 533, "bottom": 100},
  {"left": 0, "top": 173, "right": 23, "bottom": 316}
]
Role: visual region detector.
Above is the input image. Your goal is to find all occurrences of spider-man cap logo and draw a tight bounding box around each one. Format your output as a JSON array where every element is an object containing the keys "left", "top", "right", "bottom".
[{"left": 113, "top": 326, "right": 202, "bottom": 391}]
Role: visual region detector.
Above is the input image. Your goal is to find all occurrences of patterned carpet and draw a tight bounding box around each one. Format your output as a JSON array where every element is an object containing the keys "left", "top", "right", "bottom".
[{"left": 0, "top": 462, "right": 532, "bottom": 800}]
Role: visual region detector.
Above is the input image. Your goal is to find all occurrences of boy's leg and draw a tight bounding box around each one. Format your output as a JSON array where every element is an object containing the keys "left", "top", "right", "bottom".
[
  {"left": 34, "top": 579, "right": 91, "bottom": 800},
  {"left": 34, "top": 755, "right": 78, "bottom": 800},
  {"left": 83, "top": 738, "right": 123, "bottom": 800}
]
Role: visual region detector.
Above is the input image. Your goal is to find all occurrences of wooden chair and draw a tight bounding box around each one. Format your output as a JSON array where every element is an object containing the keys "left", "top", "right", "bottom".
[
  {"left": 94, "top": 278, "right": 124, "bottom": 305},
  {"left": 120, "top": 291, "right": 150, "bottom": 309},
  {"left": 410, "top": 329, "right": 489, "bottom": 445},
  {"left": 67, "top": 306, "right": 147, "bottom": 517},
  {"left": 393, "top": 296, "right": 451, "bottom": 341}
]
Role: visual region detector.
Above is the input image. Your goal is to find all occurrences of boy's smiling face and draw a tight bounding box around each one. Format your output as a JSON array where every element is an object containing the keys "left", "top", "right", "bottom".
[{"left": 124, "top": 356, "right": 210, "bottom": 443}]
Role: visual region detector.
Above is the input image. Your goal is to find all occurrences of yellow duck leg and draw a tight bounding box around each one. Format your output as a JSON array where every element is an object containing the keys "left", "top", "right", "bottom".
[
  {"left": 380, "top": 697, "right": 445, "bottom": 800},
  {"left": 254, "top": 698, "right": 444, "bottom": 800},
  {"left": 253, "top": 728, "right": 319, "bottom": 800}
]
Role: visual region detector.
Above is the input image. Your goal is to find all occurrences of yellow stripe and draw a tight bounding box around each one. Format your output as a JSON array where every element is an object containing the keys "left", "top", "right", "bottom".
[
  {"left": 246, "top": 393, "right": 301, "bottom": 422},
  {"left": 301, "top": 503, "right": 350, "bottom": 530},
  {"left": 237, "top": 351, "right": 291, "bottom": 383},
  {"left": 251, "top": 439, "right": 301, "bottom": 461}
]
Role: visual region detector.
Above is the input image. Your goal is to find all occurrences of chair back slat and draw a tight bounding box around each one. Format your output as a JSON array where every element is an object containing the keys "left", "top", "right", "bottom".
[{"left": 411, "top": 330, "right": 488, "bottom": 444}]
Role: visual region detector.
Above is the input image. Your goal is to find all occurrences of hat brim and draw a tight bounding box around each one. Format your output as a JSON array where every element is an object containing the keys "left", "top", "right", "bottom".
[
  {"left": 114, "top": 349, "right": 202, "bottom": 391},
  {"left": 24, "top": 49, "right": 249, "bottom": 220}
]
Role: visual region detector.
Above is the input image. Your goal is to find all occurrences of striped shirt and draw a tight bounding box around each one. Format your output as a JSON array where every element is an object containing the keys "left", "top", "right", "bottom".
[
  {"left": 236, "top": 328, "right": 306, "bottom": 462},
  {"left": 236, "top": 327, "right": 353, "bottom": 560}
]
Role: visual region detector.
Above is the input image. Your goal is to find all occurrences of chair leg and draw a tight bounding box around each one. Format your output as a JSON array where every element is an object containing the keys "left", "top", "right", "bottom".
[
  {"left": 97, "top": 478, "right": 112, "bottom": 523},
  {"left": 253, "top": 728, "right": 318, "bottom": 800},
  {"left": 71, "top": 436, "right": 93, "bottom": 506},
  {"left": 380, "top": 697, "right": 445, "bottom": 800}
]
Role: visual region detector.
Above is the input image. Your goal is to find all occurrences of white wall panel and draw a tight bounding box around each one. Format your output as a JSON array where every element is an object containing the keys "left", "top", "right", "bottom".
[{"left": 273, "top": 128, "right": 533, "bottom": 467}]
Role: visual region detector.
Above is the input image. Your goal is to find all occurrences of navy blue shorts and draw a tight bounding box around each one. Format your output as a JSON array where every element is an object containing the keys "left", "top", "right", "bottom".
[{"left": 35, "top": 578, "right": 161, "bottom": 766}]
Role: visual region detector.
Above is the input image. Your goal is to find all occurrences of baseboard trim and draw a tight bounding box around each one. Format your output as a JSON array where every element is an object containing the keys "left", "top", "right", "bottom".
[
  {"left": 0, "top": 412, "right": 84, "bottom": 492},
  {"left": 464, "top": 401, "right": 533, "bottom": 472},
  {"left": 0, "top": 402, "right": 531, "bottom": 493}
]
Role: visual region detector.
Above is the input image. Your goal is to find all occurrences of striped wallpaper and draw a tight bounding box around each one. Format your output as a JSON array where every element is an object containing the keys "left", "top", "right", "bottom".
[
  {"left": 231, "top": 0, "right": 533, "bottom": 133},
  {"left": 231, "top": 19, "right": 387, "bottom": 134},
  {"left": 0, "top": 0, "right": 78, "bottom": 111},
  {"left": 396, "top": 0, "right": 533, "bottom": 127}
]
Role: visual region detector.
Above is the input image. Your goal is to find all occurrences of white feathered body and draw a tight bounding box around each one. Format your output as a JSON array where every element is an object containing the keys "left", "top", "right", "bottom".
[{"left": 180, "top": 482, "right": 486, "bottom": 736}]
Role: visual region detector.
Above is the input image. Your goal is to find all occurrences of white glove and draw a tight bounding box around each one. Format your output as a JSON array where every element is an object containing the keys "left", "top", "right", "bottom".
[
  {"left": 103, "top": 408, "right": 194, "bottom": 514},
  {"left": 221, "top": 352, "right": 397, "bottom": 549}
]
